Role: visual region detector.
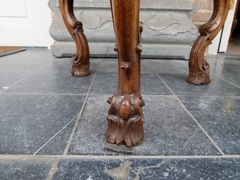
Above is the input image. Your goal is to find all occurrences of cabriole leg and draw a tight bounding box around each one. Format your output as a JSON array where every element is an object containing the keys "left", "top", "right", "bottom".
[
  {"left": 187, "top": 0, "right": 230, "bottom": 85},
  {"left": 106, "top": 0, "right": 145, "bottom": 147},
  {"left": 59, "top": 0, "right": 90, "bottom": 76}
]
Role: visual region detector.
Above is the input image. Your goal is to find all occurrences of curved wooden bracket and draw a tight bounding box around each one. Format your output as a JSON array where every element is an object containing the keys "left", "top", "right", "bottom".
[
  {"left": 59, "top": 0, "right": 90, "bottom": 76},
  {"left": 106, "top": 0, "right": 144, "bottom": 147},
  {"left": 187, "top": 0, "right": 230, "bottom": 85}
]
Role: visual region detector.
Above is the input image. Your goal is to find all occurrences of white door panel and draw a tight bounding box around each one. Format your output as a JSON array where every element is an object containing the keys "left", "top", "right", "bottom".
[
  {"left": 0, "top": 0, "right": 53, "bottom": 47},
  {"left": 0, "top": 0, "right": 27, "bottom": 17}
]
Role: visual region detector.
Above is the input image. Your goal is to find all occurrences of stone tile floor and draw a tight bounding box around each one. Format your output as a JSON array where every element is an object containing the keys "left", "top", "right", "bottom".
[{"left": 0, "top": 48, "right": 240, "bottom": 179}]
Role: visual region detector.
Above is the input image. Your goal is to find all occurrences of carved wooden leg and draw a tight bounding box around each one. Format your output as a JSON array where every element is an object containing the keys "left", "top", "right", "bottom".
[
  {"left": 187, "top": 0, "right": 230, "bottom": 85},
  {"left": 59, "top": 0, "right": 90, "bottom": 76},
  {"left": 106, "top": 0, "right": 145, "bottom": 147}
]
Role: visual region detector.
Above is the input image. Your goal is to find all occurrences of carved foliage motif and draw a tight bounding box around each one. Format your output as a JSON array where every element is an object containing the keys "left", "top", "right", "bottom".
[
  {"left": 187, "top": 0, "right": 230, "bottom": 85},
  {"left": 59, "top": 0, "right": 90, "bottom": 76},
  {"left": 106, "top": 94, "right": 145, "bottom": 147}
]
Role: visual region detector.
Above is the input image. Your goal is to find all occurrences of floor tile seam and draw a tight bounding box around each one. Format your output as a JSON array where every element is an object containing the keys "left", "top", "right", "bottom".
[
  {"left": 88, "top": 93, "right": 175, "bottom": 97},
  {"left": 3, "top": 92, "right": 238, "bottom": 98},
  {"left": 213, "top": 74, "right": 240, "bottom": 89},
  {"left": 211, "top": 73, "right": 240, "bottom": 75},
  {"left": 175, "top": 94, "right": 240, "bottom": 98},
  {"left": 46, "top": 158, "right": 60, "bottom": 180},
  {"left": 144, "top": 62, "right": 225, "bottom": 155},
  {"left": 0, "top": 92, "right": 87, "bottom": 96},
  {"left": 0, "top": 155, "right": 240, "bottom": 160},
  {"left": 28, "top": 72, "right": 81, "bottom": 75},
  {"left": 0, "top": 63, "right": 52, "bottom": 94},
  {"left": 95, "top": 72, "right": 188, "bottom": 75},
  {"left": 172, "top": 94, "right": 226, "bottom": 156},
  {"left": 155, "top": 73, "right": 188, "bottom": 75},
  {"left": 173, "top": 93, "right": 236, "bottom": 97},
  {"left": 154, "top": 73, "right": 226, "bottom": 156},
  {"left": 95, "top": 72, "right": 169, "bottom": 75},
  {"left": 63, "top": 59, "right": 103, "bottom": 155},
  {"left": 33, "top": 114, "right": 80, "bottom": 155}
]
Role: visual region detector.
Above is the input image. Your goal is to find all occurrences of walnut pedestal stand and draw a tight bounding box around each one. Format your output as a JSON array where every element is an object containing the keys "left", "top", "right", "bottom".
[
  {"left": 106, "top": 0, "right": 145, "bottom": 147},
  {"left": 59, "top": 0, "right": 90, "bottom": 77},
  {"left": 187, "top": 0, "right": 230, "bottom": 85},
  {"left": 59, "top": 0, "right": 230, "bottom": 147}
]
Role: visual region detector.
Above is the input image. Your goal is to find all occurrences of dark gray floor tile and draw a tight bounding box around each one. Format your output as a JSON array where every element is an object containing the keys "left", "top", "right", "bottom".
[
  {"left": 0, "top": 94, "right": 85, "bottom": 154},
  {"left": 36, "top": 120, "right": 76, "bottom": 155},
  {"left": 0, "top": 158, "right": 55, "bottom": 180},
  {"left": 147, "top": 60, "right": 189, "bottom": 74},
  {"left": 4, "top": 73, "right": 93, "bottom": 94},
  {"left": 0, "top": 61, "right": 47, "bottom": 74},
  {"left": 98, "top": 59, "right": 154, "bottom": 74},
  {"left": 141, "top": 74, "right": 172, "bottom": 95},
  {"left": 0, "top": 49, "right": 54, "bottom": 73},
  {"left": 206, "top": 55, "right": 240, "bottom": 63},
  {"left": 218, "top": 74, "right": 240, "bottom": 87},
  {"left": 179, "top": 96, "right": 240, "bottom": 155},
  {"left": 0, "top": 48, "right": 55, "bottom": 61},
  {"left": 68, "top": 95, "right": 220, "bottom": 156},
  {"left": 207, "top": 57, "right": 240, "bottom": 74},
  {"left": 97, "top": 59, "right": 118, "bottom": 73},
  {"left": 68, "top": 95, "right": 109, "bottom": 155},
  {"left": 90, "top": 73, "right": 172, "bottom": 95},
  {"left": 138, "top": 96, "right": 220, "bottom": 156},
  {"left": 90, "top": 73, "right": 118, "bottom": 94},
  {"left": 0, "top": 72, "right": 29, "bottom": 91},
  {"left": 52, "top": 158, "right": 240, "bottom": 180},
  {"left": 37, "top": 58, "right": 100, "bottom": 75},
  {"left": 141, "top": 60, "right": 155, "bottom": 74},
  {"left": 160, "top": 74, "right": 240, "bottom": 96},
  {"left": 35, "top": 58, "right": 73, "bottom": 74}
]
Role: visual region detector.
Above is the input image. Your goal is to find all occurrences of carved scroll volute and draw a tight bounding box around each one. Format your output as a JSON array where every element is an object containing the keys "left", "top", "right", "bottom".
[
  {"left": 106, "top": 0, "right": 145, "bottom": 147},
  {"left": 59, "top": 0, "right": 90, "bottom": 76},
  {"left": 187, "top": 0, "right": 230, "bottom": 85}
]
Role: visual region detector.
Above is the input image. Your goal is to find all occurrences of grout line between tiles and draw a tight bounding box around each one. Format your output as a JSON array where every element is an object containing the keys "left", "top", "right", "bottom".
[
  {"left": 212, "top": 73, "right": 240, "bottom": 75},
  {"left": 46, "top": 158, "right": 60, "bottom": 180},
  {"left": 159, "top": 75, "right": 225, "bottom": 156},
  {"left": 145, "top": 62, "right": 226, "bottom": 156},
  {"left": 0, "top": 63, "right": 51, "bottom": 94},
  {"left": 33, "top": 114, "right": 80, "bottom": 155},
  {"left": 0, "top": 154, "right": 240, "bottom": 160},
  {"left": 213, "top": 74, "right": 240, "bottom": 89},
  {"left": 0, "top": 92, "right": 87, "bottom": 96},
  {"left": 1, "top": 92, "right": 237, "bottom": 98},
  {"left": 45, "top": 59, "right": 103, "bottom": 180},
  {"left": 87, "top": 93, "right": 175, "bottom": 97},
  {"left": 63, "top": 59, "right": 103, "bottom": 155}
]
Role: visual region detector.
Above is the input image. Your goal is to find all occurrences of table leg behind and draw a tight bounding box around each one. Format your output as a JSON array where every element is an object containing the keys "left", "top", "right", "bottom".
[
  {"left": 187, "top": 0, "right": 230, "bottom": 85},
  {"left": 59, "top": 0, "right": 90, "bottom": 76}
]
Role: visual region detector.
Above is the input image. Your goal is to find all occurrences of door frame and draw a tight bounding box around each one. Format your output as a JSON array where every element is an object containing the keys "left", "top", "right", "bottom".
[{"left": 207, "top": 0, "right": 238, "bottom": 55}]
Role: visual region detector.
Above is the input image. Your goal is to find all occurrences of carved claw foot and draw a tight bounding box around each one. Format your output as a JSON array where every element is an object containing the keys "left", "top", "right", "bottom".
[
  {"left": 106, "top": 94, "right": 145, "bottom": 147},
  {"left": 187, "top": 59, "right": 211, "bottom": 85},
  {"left": 71, "top": 55, "right": 90, "bottom": 77}
]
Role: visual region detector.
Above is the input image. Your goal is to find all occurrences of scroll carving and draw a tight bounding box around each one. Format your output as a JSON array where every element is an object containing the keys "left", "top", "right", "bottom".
[
  {"left": 59, "top": 0, "right": 90, "bottom": 76},
  {"left": 187, "top": 0, "right": 230, "bottom": 85},
  {"left": 106, "top": 0, "right": 144, "bottom": 147}
]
